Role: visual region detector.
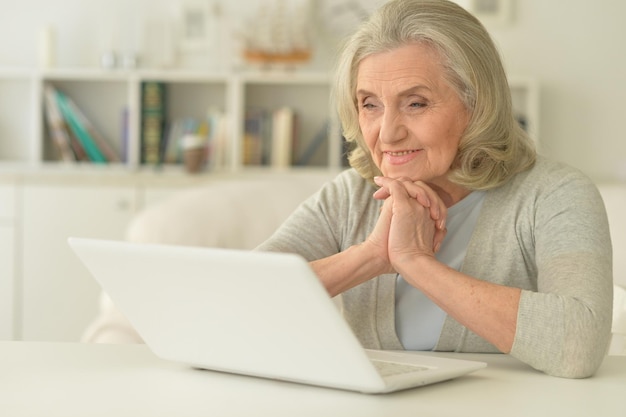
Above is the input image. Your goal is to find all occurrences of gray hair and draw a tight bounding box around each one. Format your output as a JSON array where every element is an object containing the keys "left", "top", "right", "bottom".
[{"left": 333, "top": 0, "right": 536, "bottom": 189}]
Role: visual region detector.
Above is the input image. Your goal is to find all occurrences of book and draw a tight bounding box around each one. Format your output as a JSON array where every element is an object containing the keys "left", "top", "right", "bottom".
[
  {"left": 54, "top": 89, "right": 108, "bottom": 163},
  {"left": 140, "top": 82, "right": 166, "bottom": 165},
  {"left": 295, "top": 120, "right": 329, "bottom": 166},
  {"left": 206, "top": 107, "right": 228, "bottom": 170},
  {"left": 120, "top": 107, "right": 129, "bottom": 163},
  {"left": 44, "top": 85, "right": 90, "bottom": 162},
  {"left": 242, "top": 108, "right": 268, "bottom": 166},
  {"left": 66, "top": 97, "right": 120, "bottom": 162},
  {"left": 65, "top": 125, "right": 90, "bottom": 162},
  {"left": 271, "top": 106, "right": 295, "bottom": 168},
  {"left": 61, "top": 116, "right": 89, "bottom": 162},
  {"left": 43, "top": 85, "right": 76, "bottom": 162},
  {"left": 162, "top": 118, "right": 186, "bottom": 164}
]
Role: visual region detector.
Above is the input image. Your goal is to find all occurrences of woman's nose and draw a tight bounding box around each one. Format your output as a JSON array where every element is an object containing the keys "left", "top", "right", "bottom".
[{"left": 379, "top": 109, "right": 407, "bottom": 144}]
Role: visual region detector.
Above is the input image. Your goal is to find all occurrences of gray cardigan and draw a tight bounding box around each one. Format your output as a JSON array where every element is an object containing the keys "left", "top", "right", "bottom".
[{"left": 257, "top": 157, "right": 613, "bottom": 378}]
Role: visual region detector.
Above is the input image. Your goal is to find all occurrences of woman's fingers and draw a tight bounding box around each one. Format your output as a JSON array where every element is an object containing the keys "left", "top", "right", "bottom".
[
  {"left": 373, "top": 176, "right": 447, "bottom": 229},
  {"left": 433, "top": 226, "right": 447, "bottom": 253}
]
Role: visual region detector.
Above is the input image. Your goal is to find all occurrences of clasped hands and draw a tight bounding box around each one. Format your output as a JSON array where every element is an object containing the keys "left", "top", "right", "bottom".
[{"left": 368, "top": 176, "right": 448, "bottom": 274}]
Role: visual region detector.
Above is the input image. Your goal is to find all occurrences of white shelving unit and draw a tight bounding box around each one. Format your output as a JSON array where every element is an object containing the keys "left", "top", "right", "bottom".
[
  {"left": 0, "top": 68, "right": 539, "bottom": 175},
  {"left": 0, "top": 68, "right": 39, "bottom": 164},
  {"left": 0, "top": 183, "right": 17, "bottom": 340},
  {"left": 0, "top": 68, "right": 342, "bottom": 173}
]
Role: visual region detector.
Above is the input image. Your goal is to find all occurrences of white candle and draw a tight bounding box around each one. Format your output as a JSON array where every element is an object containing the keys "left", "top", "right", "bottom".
[{"left": 39, "top": 25, "right": 56, "bottom": 68}]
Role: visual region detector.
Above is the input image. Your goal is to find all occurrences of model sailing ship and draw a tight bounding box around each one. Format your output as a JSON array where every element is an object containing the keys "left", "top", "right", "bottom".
[{"left": 242, "top": 0, "right": 313, "bottom": 66}]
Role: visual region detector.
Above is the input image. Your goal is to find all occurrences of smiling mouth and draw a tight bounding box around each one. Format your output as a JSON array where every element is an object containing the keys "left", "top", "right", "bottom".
[{"left": 385, "top": 150, "right": 420, "bottom": 156}]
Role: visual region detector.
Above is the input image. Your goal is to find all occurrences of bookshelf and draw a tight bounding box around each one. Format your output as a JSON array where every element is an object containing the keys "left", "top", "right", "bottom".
[
  {"left": 0, "top": 68, "right": 344, "bottom": 174},
  {"left": 0, "top": 68, "right": 539, "bottom": 174}
]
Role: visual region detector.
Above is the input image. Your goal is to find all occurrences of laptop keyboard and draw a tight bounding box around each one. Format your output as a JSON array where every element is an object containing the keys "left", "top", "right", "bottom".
[{"left": 371, "top": 360, "right": 430, "bottom": 377}]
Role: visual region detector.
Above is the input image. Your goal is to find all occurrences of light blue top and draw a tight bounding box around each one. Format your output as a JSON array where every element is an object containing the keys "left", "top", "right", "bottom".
[{"left": 395, "top": 191, "right": 486, "bottom": 350}]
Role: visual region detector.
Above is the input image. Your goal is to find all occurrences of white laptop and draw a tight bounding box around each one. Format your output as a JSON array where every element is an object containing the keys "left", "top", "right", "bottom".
[{"left": 68, "top": 237, "right": 486, "bottom": 394}]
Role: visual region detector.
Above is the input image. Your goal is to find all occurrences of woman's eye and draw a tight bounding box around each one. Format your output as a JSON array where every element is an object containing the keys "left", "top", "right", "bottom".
[
  {"left": 410, "top": 101, "right": 427, "bottom": 108},
  {"left": 361, "top": 101, "right": 377, "bottom": 110}
]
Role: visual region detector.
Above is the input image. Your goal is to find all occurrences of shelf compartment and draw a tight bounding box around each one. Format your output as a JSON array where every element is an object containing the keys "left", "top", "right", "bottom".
[
  {"left": 41, "top": 77, "right": 130, "bottom": 164},
  {"left": 243, "top": 81, "right": 332, "bottom": 167}
]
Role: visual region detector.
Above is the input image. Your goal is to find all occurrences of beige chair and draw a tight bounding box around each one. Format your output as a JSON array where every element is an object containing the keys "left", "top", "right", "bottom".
[{"left": 81, "top": 173, "right": 338, "bottom": 343}]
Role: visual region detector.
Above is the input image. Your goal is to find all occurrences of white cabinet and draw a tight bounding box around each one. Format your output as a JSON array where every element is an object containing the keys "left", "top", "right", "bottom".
[
  {"left": 9, "top": 171, "right": 304, "bottom": 342},
  {"left": 0, "top": 183, "right": 17, "bottom": 340},
  {"left": 20, "top": 184, "right": 139, "bottom": 341},
  {"left": 0, "top": 226, "right": 14, "bottom": 340}
]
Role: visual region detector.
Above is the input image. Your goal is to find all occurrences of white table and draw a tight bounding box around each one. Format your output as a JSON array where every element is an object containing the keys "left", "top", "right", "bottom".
[{"left": 1, "top": 342, "right": 624, "bottom": 417}]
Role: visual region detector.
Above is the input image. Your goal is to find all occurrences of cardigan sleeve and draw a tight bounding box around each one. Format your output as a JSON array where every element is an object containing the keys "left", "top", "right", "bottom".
[
  {"left": 510, "top": 166, "right": 613, "bottom": 378},
  {"left": 256, "top": 169, "right": 376, "bottom": 260}
]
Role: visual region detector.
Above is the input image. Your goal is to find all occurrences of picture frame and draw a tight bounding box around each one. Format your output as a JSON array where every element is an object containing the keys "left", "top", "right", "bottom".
[
  {"left": 468, "top": 0, "right": 513, "bottom": 26},
  {"left": 179, "top": 0, "right": 213, "bottom": 52}
]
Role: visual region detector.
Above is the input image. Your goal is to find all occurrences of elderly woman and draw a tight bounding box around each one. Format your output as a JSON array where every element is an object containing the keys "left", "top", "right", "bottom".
[{"left": 257, "top": 0, "right": 613, "bottom": 378}]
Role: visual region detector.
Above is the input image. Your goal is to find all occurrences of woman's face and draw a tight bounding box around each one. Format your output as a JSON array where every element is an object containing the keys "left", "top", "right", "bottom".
[{"left": 356, "top": 43, "right": 469, "bottom": 191}]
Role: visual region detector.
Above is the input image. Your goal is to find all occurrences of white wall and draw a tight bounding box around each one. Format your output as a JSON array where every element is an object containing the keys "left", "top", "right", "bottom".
[
  {"left": 484, "top": 0, "right": 626, "bottom": 182},
  {"left": 0, "top": 0, "right": 624, "bottom": 181}
]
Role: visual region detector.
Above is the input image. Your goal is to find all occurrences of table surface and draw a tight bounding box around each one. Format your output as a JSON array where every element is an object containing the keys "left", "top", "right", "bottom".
[{"left": 1, "top": 341, "right": 624, "bottom": 417}]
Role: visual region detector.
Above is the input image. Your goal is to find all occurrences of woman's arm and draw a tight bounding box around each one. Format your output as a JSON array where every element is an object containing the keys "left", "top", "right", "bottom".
[
  {"left": 376, "top": 169, "right": 613, "bottom": 377},
  {"left": 259, "top": 171, "right": 448, "bottom": 297},
  {"left": 377, "top": 176, "right": 520, "bottom": 352},
  {"left": 510, "top": 173, "right": 613, "bottom": 378},
  {"left": 310, "top": 243, "right": 388, "bottom": 297},
  {"left": 397, "top": 256, "right": 521, "bottom": 353}
]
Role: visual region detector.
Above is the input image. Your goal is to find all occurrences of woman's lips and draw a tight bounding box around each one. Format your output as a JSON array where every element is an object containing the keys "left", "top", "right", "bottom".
[{"left": 383, "top": 149, "right": 421, "bottom": 165}]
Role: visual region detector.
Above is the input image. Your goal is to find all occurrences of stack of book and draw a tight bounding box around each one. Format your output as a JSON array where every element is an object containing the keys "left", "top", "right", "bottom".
[
  {"left": 243, "top": 106, "right": 329, "bottom": 168},
  {"left": 140, "top": 82, "right": 229, "bottom": 170},
  {"left": 43, "top": 85, "right": 121, "bottom": 163}
]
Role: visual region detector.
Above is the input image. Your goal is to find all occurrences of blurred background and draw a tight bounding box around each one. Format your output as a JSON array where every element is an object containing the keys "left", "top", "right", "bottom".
[
  {"left": 0, "top": 0, "right": 624, "bottom": 181},
  {"left": 1, "top": 0, "right": 625, "bottom": 344}
]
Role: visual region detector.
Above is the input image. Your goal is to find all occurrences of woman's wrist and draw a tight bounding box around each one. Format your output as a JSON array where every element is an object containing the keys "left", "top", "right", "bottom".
[
  {"left": 312, "top": 242, "right": 392, "bottom": 297},
  {"left": 354, "top": 240, "right": 394, "bottom": 276},
  {"left": 393, "top": 252, "right": 440, "bottom": 284}
]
